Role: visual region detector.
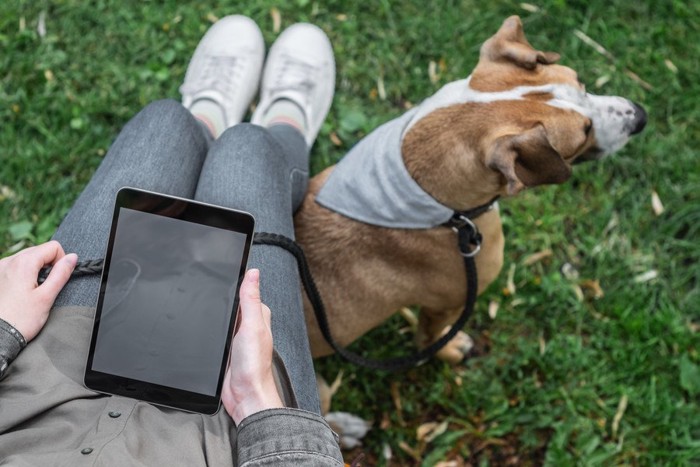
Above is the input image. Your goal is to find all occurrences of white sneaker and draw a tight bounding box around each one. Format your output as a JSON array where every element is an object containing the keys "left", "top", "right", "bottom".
[
  {"left": 180, "top": 15, "right": 265, "bottom": 127},
  {"left": 252, "top": 23, "right": 335, "bottom": 147}
]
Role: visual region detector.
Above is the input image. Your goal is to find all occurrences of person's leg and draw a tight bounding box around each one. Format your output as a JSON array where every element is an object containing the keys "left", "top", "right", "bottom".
[
  {"left": 195, "top": 23, "right": 335, "bottom": 414},
  {"left": 53, "top": 99, "right": 211, "bottom": 307},
  {"left": 195, "top": 123, "right": 317, "bottom": 411}
]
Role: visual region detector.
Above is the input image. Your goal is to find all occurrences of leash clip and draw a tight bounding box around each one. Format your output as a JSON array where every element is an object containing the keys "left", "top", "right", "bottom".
[{"left": 450, "top": 214, "right": 482, "bottom": 258}]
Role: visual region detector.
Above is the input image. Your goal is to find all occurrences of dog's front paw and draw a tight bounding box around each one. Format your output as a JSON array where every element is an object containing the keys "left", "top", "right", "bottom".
[{"left": 436, "top": 329, "right": 474, "bottom": 365}]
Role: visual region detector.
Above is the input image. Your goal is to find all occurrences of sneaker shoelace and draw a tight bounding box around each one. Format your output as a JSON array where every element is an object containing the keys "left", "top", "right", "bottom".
[
  {"left": 182, "top": 54, "right": 245, "bottom": 107},
  {"left": 268, "top": 53, "right": 319, "bottom": 99}
]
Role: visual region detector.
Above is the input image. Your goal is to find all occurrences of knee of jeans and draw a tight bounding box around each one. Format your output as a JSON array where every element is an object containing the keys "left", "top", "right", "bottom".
[
  {"left": 138, "top": 99, "right": 188, "bottom": 120},
  {"left": 129, "top": 99, "right": 201, "bottom": 138},
  {"left": 216, "top": 123, "right": 284, "bottom": 168}
]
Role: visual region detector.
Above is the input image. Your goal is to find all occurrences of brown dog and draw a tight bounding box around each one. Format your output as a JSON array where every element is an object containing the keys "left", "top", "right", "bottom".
[{"left": 295, "top": 16, "right": 646, "bottom": 364}]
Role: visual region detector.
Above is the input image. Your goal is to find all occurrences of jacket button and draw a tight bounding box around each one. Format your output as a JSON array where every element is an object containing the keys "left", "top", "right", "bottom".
[
  {"left": 81, "top": 448, "right": 94, "bottom": 455},
  {"left": 108, "top": 411, "right": 122, "bottom": 418}
]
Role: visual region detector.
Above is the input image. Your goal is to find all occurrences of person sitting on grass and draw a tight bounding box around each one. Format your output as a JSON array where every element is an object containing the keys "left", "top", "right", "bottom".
[{"left": 0, "top": 15, "right": 344, "bottom": 466}]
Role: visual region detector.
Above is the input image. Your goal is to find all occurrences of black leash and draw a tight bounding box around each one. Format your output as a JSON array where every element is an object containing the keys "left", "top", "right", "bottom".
[
  {"left": 284, "top": 197, "right": 497, "bottom": 372},
  {"left": 39, "top": 259, "right": 104, "bottom": 282},
  {"left": 38, "top": 197, "right": 497, "bottom": 372}
]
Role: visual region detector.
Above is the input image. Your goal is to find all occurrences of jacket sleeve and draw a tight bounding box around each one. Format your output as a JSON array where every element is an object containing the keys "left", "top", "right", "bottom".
[
  {"left": 236, "top": 408, "right": 344, "bottom": 466},
  {"left": 0, "top": 318, "right": 27, "bottom": 380}
]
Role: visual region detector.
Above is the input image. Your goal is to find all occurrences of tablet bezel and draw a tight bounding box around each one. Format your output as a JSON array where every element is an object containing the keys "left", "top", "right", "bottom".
[{"left": 84, "top": 187, "right": 255, "bottom": 415}]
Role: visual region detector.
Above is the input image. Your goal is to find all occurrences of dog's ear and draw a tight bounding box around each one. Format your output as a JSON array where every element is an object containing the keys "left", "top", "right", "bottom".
[
  {"left": 487, "top": 124, "right": 572, "bottom": 195},
  {"left": 480, "top": 16, "right": 560, "bottom": 70}
]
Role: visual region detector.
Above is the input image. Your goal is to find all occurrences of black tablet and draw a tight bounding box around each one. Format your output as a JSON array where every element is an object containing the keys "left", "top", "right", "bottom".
[{"left": 84, "top": 187, "right": 255, "bottom": 414}]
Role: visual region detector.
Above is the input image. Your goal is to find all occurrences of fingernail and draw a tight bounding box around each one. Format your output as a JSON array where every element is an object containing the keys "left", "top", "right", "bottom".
[
  {"left": 65, "top": 253, "right": 78, "bottom": 268},
  {"left": 247, "top": 268, "right": 260, "bottom": 283}
]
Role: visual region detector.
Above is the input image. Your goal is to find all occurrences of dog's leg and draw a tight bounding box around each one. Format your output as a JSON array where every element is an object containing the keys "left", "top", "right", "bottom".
[{"left": 416, "top": 307, "right": 474, "bottom": 365}]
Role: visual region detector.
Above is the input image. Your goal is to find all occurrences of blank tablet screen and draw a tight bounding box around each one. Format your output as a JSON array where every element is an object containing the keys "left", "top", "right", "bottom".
[
  {"left": 91, "top": 207, "right": 247, "bottom": 396},
  {"left": 84, "top": 188, "right": 255, "bottom": 414}
]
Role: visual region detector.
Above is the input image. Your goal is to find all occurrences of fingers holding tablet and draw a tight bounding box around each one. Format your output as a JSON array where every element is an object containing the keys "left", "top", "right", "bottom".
[
  {"left": 0, "top": 241, "right": 77, "bottom": 343},
  {"left": 223, "top": 269, "right": 283, "bottom": 425}
]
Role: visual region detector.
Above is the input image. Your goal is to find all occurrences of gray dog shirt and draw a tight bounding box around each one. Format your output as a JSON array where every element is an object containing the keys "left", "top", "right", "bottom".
[{"left": 315, "top": 108, "right": 454, "bottom": 229}]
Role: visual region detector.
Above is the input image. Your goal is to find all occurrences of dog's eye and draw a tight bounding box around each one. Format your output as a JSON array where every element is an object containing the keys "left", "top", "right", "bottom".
[{"left": 584, "top": 120, "right": 593, "bottom": 135}]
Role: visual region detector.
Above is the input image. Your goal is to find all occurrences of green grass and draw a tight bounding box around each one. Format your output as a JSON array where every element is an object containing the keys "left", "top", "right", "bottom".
[{"left": 2, "top": 0, "right": 699, "bottom": 465}]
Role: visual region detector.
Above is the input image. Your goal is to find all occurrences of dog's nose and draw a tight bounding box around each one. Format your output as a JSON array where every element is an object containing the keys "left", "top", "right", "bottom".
[{"left": 631, "top": 102, "right": 647, "bottom": 135}]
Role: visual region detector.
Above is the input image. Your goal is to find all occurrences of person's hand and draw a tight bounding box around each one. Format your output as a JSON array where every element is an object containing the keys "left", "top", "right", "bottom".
[
  {"left": 0, "top": 241, "right": 77, "bottom": 342},
  {"left": 222, "top": 269, "right": 283, "bottom": 425}
]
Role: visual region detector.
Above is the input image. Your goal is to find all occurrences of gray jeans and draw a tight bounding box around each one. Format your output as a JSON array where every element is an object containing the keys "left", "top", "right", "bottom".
[{"left": 52, "top": 99, "right": 319, "bottom": 413}]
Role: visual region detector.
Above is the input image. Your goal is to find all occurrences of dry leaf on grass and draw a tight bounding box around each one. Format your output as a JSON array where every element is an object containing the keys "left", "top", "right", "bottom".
[
  {"left": 37, "top": 11, "right": 46, "bottom": 38},
  {"left": 0, "top": 185, "right": 17, "bottom": 201},
  {"left": 399, "top": 307, "right": 418, "bottom": 329},
  {"left": 506, "top": 263, "right": 516, "bottom": 295},
  {"left": 603, "top": 212, "right": 620, "bottom": 237},
  {"left": 561, "top": 262, "right": 579, "bottom": 281},
  {"left": 417, "top": 420, "right": 448, "bottom": 443},
  {"left": 382, "top": 443, "right": 392, "bottom": 461},
  {"left": 429, "top": 60, "right": 439, "bottom": 84},
  {"left": 475, "top": 437, "right": 508, "bottom": 452},
  {"left": 329, "top": 371, "right": 343, "bottom": 394},
  {"left": 488, "top": 300, "right": 499, "bottom": 320},
  {"left": 317, "top": 371, "right": 344, "bottom": 414},
  {"left": 612, "top": 394, "right": 628, "bottom": 438},
  {"left": 664, "top": 59, "right": 678, "bottom": 73},
  {"left": 377, "top": 76, "right": 386, "bottom": 100},
  {"left": 523, "top": 249, "right": 552, "bottom": 266},
  {"left": 574, "top": 29, "right": 615, "bottom": 60},
  {"left": 595, "top": 75, "right": 611, "bottom": 88},
  {"left": 416, "top": 422, "right": 439, "bottom": 441},
  {"left": 634, "top": 270, "right": 658, "bottom": 283},
  {"left": 206, "top": 13, "right": 219, "bottom": 23},
  {"left": 398, "top": 441, "right": 421, "bottom": 461},
  {"left": 651, "top": 190, "right": 665, "bottom": 216},
  {"left": 270, "top": 8, "right": 281, "bottom": 33},
  {"left": 580, "top": 279, "right": 604, "bottom": 299},
  {"left": 520, "top": 3, "right": 539, "bottom": 12},
  {"left": 625, "top": 70, "right": 653, "bottom": 90},
  {"left": 330, "top": 131, "right": 342, "bottom": 146},
  {"left": 380, "top": 412, "right": 391, "bottom": 430}
]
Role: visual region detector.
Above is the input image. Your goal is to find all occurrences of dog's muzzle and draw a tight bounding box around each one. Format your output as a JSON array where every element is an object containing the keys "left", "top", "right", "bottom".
[{"left": 631, "top": 102, "right": 647, "bottom": 135}]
